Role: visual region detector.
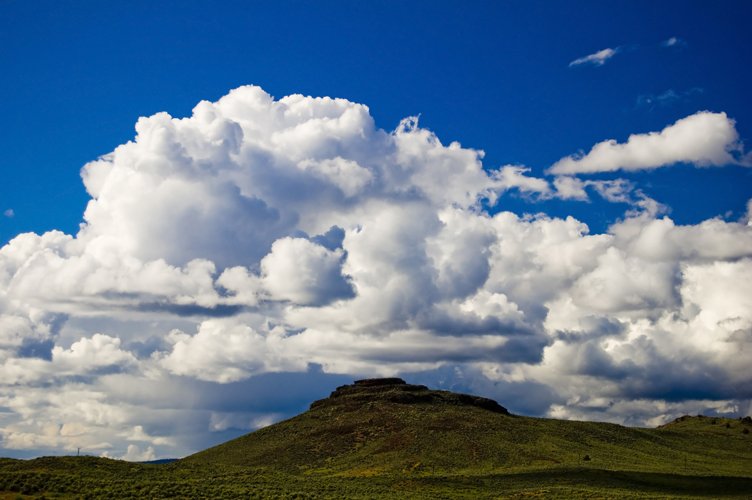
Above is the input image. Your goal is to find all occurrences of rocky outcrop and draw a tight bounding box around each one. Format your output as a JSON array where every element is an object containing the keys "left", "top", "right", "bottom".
[{"left": 310, "top": 378, "right": 509, "bottom": 415}]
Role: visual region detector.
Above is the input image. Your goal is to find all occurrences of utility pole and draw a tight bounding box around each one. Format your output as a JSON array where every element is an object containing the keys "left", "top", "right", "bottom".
[{"left": 77, "top": 447, "right": 80, "bottom": 457}]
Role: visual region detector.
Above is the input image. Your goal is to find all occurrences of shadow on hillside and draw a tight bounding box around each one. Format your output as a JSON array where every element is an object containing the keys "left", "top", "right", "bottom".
[{"left": 420, "top": 468, "right": 752, "bottom": 496}]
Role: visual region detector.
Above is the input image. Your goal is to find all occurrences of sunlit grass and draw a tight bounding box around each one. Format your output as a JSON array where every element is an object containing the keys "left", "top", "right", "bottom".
[{"left": 1, "top": 386, "right": 751, "bottom": 499}]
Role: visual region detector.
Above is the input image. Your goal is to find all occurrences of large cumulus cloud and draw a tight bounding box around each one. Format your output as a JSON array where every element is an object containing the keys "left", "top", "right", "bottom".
[{"left": 0, "top": 85, "right": 750, "bottom": 459}]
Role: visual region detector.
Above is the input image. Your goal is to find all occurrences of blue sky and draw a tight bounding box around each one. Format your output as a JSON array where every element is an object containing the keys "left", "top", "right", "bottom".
[
  {"left": 2, "top": 0, "right": 751, "bottom": 242},
  {"left": 0, "top": 1, "right": 751, "bottom": 460}
]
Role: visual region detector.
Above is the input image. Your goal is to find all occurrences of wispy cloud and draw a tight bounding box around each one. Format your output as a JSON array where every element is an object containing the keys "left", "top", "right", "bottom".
[
  {"left": 3, "top": 208, "right": 14, "bottom": 218},
  {"left": 569, "top": 47, "right": 619, "bottom": 67},
  {"left": 570, "top": 38, "right": 685, "bottom": 68},
  {"left": 636, "top": 88, "right": 703, "bottom": 110}
]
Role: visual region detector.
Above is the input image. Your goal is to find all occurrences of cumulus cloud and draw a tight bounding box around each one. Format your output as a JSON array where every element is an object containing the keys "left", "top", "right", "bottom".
[
  {"left": 115, "top": 444, "right": 156, "bottom": 462},
  {"left": 569, "top": 47, "right": 619, "bottom": 67},
  {"left": 0, "top": 333, "right": 137, "bottom": 385},
  {"left": 261, "top": 236, "right": 354, "bottom": 306},
  {"left": 158, "top": 319, "right": 296, "bottom": 383},
  {"left": 549, "top": 111, "right": 747, "bottom": 174},
  {"left": 0, "top": 85, "right": 750, "bottom": 460}
]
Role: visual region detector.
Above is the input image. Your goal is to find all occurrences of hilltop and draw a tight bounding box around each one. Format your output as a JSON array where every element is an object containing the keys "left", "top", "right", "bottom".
[{"left": 1, "top": 378, "right": 752, "bottom": 498}]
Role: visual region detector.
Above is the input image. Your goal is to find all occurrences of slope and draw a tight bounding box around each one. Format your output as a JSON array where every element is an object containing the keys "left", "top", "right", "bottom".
[
  {"left": 183, "top": 378, "right": 752, "bottom": 478},
  {"left": 1, "top": 378, "right": 752, "bottom": 498}
]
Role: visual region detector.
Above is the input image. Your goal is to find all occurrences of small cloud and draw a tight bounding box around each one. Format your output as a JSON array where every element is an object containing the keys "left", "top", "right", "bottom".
[
  {"left": 569, "top": 47, "right": 619, "bottom": 67},
  {"left": 636, "top": 88, "right": 703, "bottom": 110},
  {"left": 492, "top": 165, "right": 551, "bottom": 199},
  {"left": 662, "top": 36, "right": 686, "bottom": 48},
  {"left": 3, "top": 209, "right": 14, "bottom": 218},
  {"left": 120, "top": 444, "right": 156, "bottom": 462},
  {"left": 552, "top": 176, "right": 588, "bottom": 201},
  {"left": 548, "top": 111, "right": 745, "bottom": 175}
]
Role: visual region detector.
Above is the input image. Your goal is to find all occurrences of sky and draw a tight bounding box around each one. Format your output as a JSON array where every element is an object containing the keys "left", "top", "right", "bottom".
[{"left": 0, "top": 0, "right": 751, "bottom": 460}]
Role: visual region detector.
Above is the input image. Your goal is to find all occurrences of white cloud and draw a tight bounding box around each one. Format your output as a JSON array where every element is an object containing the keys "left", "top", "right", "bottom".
[
  {"left": 0, "top": 333, "right": 137, "bottom": 385},
  {"left": 53, "top": 334, "right": 137, "bottom": 370},
  {"left": 569, "top": 47, "right": 618, "bottom": 67},
  {"left": 0, "top": 85, "right": 750, "bottom": 458},
  {"left": 552, "top": 176, "right": 588, "bottom": 201},
  {"left": 297, "top": 157, "right": 373, "bottom": 197},
  {"left": 552, "top": 177, "right": 644, "bottom": 205},
  {"left": 261, "top": 237, "right": 353, "bottom": 306},
  {"left": 493, "top": 165, "right": 551, "bottom": 198},
  {"left": 588, "top": 179, "right": 635, "bottom": 203},
  {"left": 119, "top": 444, "right": 156, "bottom": 462},
  {"left": 126, "top": 425, "right": 174, "bottom": 447},
  {"left": 158, "top": 319, "right": 301, "bottom": 383},
  {"left": 662, "top": 36, "right": 686, "bottom": 48},
  {"left": 549, "top": 111, "right": 745, "bottom": 174}
]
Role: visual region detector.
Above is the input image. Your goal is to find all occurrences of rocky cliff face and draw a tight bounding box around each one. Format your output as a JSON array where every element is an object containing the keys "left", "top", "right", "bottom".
[{"left": 310, "top": 377, "right": 509, "bottom": 415}]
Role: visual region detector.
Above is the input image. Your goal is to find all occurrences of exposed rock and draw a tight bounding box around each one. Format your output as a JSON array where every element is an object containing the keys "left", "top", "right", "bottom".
[
  {"left": 659, "top": 414, "right": 752, "bottom": 429},
  {"left": 310, "top": 378, "right": 509, "bottom": 415},
  {"left": 354, "top": 378, "right": 406, "bottom": 387}
]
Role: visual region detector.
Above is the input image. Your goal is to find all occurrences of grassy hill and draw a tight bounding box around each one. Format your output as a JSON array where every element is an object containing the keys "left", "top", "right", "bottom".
[{"left": 1, "top": 378, "right": 751, "bottom": 498}]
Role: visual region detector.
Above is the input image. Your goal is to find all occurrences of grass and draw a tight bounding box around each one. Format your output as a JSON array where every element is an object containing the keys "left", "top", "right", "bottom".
[{"left": 1, "top": 381, "right": 751, "bottom": 498}]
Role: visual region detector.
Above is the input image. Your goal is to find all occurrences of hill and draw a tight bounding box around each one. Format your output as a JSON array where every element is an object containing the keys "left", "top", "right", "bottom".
[
  {"left": 182, "top": 378, "right": 752, "bottom": 487},
  {"left": 1, "top": 378, "right": 751, "bottom": 498}
]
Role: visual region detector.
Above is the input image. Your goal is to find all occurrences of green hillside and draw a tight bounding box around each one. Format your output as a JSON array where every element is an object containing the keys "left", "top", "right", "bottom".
[
  {"left": 183, "top": 378, "right": 752, "bottom": 477},
  {"left": 1, "top": 378, "right": 751, "bottom": 498}
]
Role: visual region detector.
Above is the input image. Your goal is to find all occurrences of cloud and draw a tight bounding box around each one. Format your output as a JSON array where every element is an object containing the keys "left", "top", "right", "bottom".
[
  {"left": 0, "top": 85, "right": 750, "bottom": 459},
  {"left": 662, "top": 36, "right": 686, "bottom": 48},
  {"left": 552, "top": 177, "right": 647, "bottom": 205},
  {"left": 297, "top": 157, "right": 373, "bottom": 197},
  {"left": 493, "top": 165, "right": 551, "bottom": 198},
  {"left": 636, "top": 88, "right": 703, "bottom": 110},
  {"left": 158, "top": 319, "right": 299, "bottom": 383},
  {"left": 118, "top": 444, "right": 156, "bottom": 462},
  {"left": 261, "top": 236, "right": 354, "bottom": 306},
  {"left": 3, "top": 209, "right": 13, "bottom": 218},
  {"left": 0, "top": 333, "right": 137, "bottom": 385},
  {"left": 493, "top": 169, "right": 649, "bottom": 207},
  {"left": 548, "top": 111, "right": 746, "bottom": 174},
  {"left": 569, "top": 47, "right": 619, "bottom": 67},
  {"left": 552, "top": 176, "right": 588, "bottom": 201}
]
